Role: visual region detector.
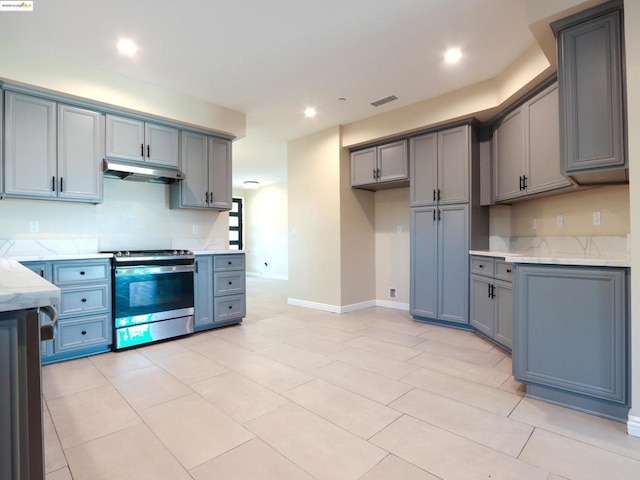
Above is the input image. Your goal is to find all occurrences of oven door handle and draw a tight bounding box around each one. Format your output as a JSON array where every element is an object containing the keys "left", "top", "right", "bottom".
[{"left": 115, "top": 265, "right": 196, "bottom": 276}]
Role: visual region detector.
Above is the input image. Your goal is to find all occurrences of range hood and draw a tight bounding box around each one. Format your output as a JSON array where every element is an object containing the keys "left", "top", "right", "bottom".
[{"left": 103, "top": 159, "right": 185, "bottom": 183}]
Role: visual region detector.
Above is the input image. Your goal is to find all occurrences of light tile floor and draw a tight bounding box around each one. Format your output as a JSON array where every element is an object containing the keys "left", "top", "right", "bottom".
[{"left": 42, "top": 277, "right": 640, "bottom": 480}]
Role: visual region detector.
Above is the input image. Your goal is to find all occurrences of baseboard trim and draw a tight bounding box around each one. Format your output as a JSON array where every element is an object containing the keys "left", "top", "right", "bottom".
[
  {"left": 287, "top": 298, "right": 342, "bottom": 313},
  {"left": 246, "top": 272, "right": 289, "bottom": 280},
  {"left": 286, "top": 298, "right": 409, "bottom": 314},
  {"left": 375, "top": 299, "right": 410, "bottom": 311},
  {"left": 628, "top": 415, "right": 640, "bottom": 437}
]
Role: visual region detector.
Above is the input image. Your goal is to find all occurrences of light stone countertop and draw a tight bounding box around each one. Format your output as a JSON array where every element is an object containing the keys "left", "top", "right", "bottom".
[
  {"left": 0, "top": 258, "right": 61, "bottom": 313},
  {"left": 469, "top": 249, "right": 630, "bottom": 267},
  {"left": 8, "top": 253, "right": 114, "bottom": 262},
  {"left": 192, "top": 250, "right": 245, "bottom": 255}
]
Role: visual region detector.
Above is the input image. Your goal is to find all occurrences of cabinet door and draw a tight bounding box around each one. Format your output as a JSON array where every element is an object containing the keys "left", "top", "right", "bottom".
[
  {"left": 105, "top": 114, "right": 144, "bottom": 162},
  {"left": 57, "top": 104, "right": 104, "bottom": 202},
  {"left": 470, "top": 274, "right": 493, "bottom": 337},
  {"left": 526, "top": 85, "right": 571, "bottom": 195},
  {"left": 493, "top": 107, "right": 525, "bottom": 202},
  {"left": 351, "top": 147, "right": 377, "bottom": 186},
  {"left": 0, "top": 314, "right": 22, "bottom": 480},
  {"left": 4, "top": 92, "right": 57, "bottom": 198},
  {"left": 208, "top": 137, "right": 232, "bottom": 210},
  {"left": 178, "top": 131, "right": 209, "bottom": 208},
  {"left": 438, "top": 125, "right": 469, "bottom": 204},
  {"left": 377, "top": 140, "right": 408, "bottom": 183},
  {"left": 410, "top": 207, "right": 438, "bottom": 319},
  {"left": 514, "top": 265, "right": 627, "bottom": 404},
  {"left": 494, "top": 280, "right": 513, "bottom": 350},
  {"left": 145, "top": 122, "right": 179, "bottom": 167},
  {"left": 410, "top": 133, "right": 438, "bottom": 206},
  {"left": 438, "top": 204, "right": 469, "bottom": 324},
  {"left": 194, "top": 256, "right": 214, "bottom": 330},
  {"left": 558, "top": 10, "right": 625, "bottom": 174}
]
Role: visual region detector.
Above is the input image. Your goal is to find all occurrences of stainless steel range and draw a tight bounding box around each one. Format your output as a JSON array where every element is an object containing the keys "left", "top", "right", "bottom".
[{"left": 105, "top": 249, "right": 195, "bottom": 350}]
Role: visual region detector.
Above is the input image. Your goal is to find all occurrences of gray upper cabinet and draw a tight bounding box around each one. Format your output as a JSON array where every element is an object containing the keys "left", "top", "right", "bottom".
[
  {"left": 4, "top": 92, "right": 103, "bottom": 203},
  {"left": 553, "top": 1, "right": 626, "bottom": 184},
  {"left": 4, "top": 91, "right": 57, "bottom": 198},
  {"left": 208, "top": 136, "right": 232, "bottom": 210},
  {"left": 106, "top": 114, "right": 179, "bottom": 168},
  {"left": 171, "top": 131, "right": 232, "bottom": 210},
  {"left": 493, "top": 83, "right": 571, "bottom": 203},
  {"left": 57, "top": 104, "right": 104, "bottom": 202},
  {"left": 410, "top": 125, "right": 470, "bottom": 206},
  {"left": 351, "top": 140, "right": 408, "bottom": 190}
]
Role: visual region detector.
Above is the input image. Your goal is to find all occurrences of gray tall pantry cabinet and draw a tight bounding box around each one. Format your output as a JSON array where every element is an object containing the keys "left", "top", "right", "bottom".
[{"left": 410, "top": 124, "right": 488, "bottom": 325}]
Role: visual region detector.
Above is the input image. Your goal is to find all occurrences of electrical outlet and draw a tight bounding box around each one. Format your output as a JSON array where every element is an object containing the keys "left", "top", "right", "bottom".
[
  {"left": 556, "top": 215, "right": 564, "bottom": 228},
  {"left": 389, "top": 288, "right": 397, "bottom": 299},
  {"left": 292, "top": 227, "right": 297, "bottom": 236},
  {"left": 29, "top": 221, "right": 39, "bottom": 233},
  {"left": 593, "top": 211, "right": 601, "bottom": 226},
  {"left": 396, "top": 225, "right": 402, "bottom": 233},
  {"left": 192, "top": 224, "right": 199, "bottom": 234},
  {"left": 531, "top": 218, "right": 537, "bottom": 230}
]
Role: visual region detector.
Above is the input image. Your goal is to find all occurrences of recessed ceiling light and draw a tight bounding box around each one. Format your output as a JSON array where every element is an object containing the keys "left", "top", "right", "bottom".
[
  {"left": 304, "top": 107, "right": 317, "bottom": 118},
  {"left": 444, "top": 48, "right": 462, "bottom": 64},
  {"left": 243, "top": 180, "right": 260, "bottom": 189},
  {"left": 117, "top": 38, "right": 138, "bottom": 56}
]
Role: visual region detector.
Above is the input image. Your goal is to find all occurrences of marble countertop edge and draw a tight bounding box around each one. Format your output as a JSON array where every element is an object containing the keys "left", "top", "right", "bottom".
[
  {"left": 470, "top": 249, "right": 630, "bottom": 267},
  {"left": 0, "top": 259, "right": 61, "bottom": 313}
]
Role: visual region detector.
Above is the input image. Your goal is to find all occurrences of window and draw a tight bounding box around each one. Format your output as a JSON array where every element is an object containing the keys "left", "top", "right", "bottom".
[{"left": 229, "top": 197, "right": 243, "bottom": 250}]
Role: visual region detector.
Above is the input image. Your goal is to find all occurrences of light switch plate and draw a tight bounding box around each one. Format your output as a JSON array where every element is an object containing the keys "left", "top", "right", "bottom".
[
  {"left": 556, "top": 215, "right": 564, "bottom": 228},
  {"left": 593, "top": 211, "right": 601, "bottom": 226}
]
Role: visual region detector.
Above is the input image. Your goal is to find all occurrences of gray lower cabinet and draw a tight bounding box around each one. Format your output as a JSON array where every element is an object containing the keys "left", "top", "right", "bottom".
[
  {"left": 493, "top": 82, "right": 571, "bottom": 203},
  {"left": 22, "top": 259, "right": 112, "bottom": 364},
  {"left": 105, "top": 114, "right": 179, "bottom": 168},
  {"left": 171, "top": 132, "right": 232, "bottom": 210},
  {"left": 553, "top": 1, "right": 626, "bottom": 184},
  {"left": 1, "top": 310, "right": 44, "bottom": 480},
  {"left": 469, "top": 256, "right": 513, "bottom": 350},
  {"left": 4, "top": 91, "right": 104, "bottom": 203},
  {"left": 351, "top": 140, "right": 408, "bottom": 190},
  {"left": 194, "top": 253, "right": 245, "bottom": 331},
  {"left": 411, "top": 204, "right": 469, "bottom": 324},
  {"left": 514, "top": 264, "right": 629, "bottom": 421}
]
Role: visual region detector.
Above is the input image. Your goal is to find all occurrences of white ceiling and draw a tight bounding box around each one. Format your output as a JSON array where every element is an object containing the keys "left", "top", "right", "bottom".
[{"left": 0, "top": 0, "right": 535, "bottom": 188}]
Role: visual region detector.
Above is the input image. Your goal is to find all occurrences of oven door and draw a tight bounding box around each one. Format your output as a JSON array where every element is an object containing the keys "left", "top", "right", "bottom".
[{"left": 114, "top": 264, "right": 195, "bottom": 328}]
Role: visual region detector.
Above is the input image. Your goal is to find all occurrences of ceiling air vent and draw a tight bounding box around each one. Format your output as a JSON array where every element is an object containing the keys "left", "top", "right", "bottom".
[{"left": 370, "top": 95, "right": 398, "bottom": 107}]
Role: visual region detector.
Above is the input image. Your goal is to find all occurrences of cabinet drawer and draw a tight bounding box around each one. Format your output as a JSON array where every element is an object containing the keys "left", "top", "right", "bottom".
[
  {"left": 214, "top": 272, "right": 246, "bottom": 296},
  {"left": 471, "top": 257, "right": 494, "bottom": 276},
  {"left": 59, "top": 285, "right": 109, "bottom": 317},
  {"left": 53, "top": 261, "right": 110, "bottom": 284},
  {"left": 213, "top": 255, "right": 245, "bottom": 271},
  {"left": 495, "top": 260, "right": 513, "bottom": 282},
  {"left": 54, "top": 314, "right": 111, "bottom": 353},
  {"left": 214, "top": 294, "right": 246, "bottom": 323}
]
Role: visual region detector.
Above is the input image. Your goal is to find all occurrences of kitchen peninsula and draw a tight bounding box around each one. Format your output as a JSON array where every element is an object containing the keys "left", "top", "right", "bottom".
[
  {"left": 1, "top": 259, "right": 60, "bottom": 480},
  {"left": 471, "top": 235, "right": 630, "bottom": 421}
]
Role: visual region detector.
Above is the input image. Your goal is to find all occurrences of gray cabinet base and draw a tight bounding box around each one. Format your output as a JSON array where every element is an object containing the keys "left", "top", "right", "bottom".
[{"left": 526, "top": 383, "right": 629, "bottom": 423}]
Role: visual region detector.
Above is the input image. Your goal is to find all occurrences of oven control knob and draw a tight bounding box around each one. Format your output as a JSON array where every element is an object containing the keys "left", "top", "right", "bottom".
[
  {"left": 124, "top": 251, "right": 131, "bottom": 257},
  {"left": 180, "top": 250, "right": 186, "bottom": 255},
  {"left": 172, "top": 250, "right": 178, "bottom": 255},
  {"left": 115, "top": 251, "right": 122, "bottom": 257}
]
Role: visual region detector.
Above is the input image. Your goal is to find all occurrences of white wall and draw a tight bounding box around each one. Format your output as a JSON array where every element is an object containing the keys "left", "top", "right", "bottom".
[
  {"left": 237, "top": 183, "right": 289, "bottom": 279},
  {"left": 0, "top": 180, "right": 229, "bottom": 250}
]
